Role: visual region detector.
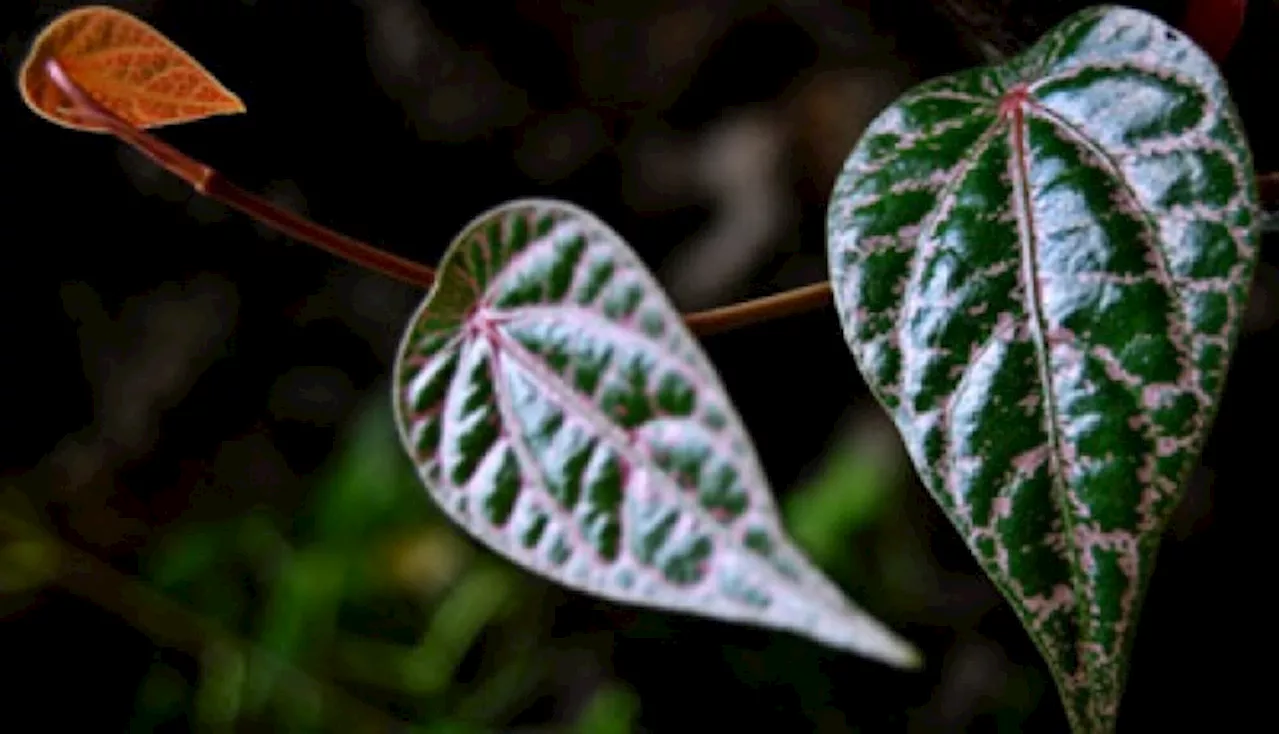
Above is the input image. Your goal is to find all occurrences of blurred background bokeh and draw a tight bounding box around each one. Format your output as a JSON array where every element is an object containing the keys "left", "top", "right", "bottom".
[{"left": 1, "top": 1, "right": 1275, "bottom": 731}]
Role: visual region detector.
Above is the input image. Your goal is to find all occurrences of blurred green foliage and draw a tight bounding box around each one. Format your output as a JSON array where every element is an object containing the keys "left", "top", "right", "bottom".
[
  {"left": 0, "top": 403, "right": 1044, "bottom": 731},
  {"left": 784, "top": 435, "right": 894, "bottom": 569},
  {"left": 123, "top": 398, "right": 641, "bottom": 732},
  {"left": 783, "top": 427, "right": 932, "bottom": 620},
  {"left": 0, "top": 488, "right": 61, "bottom": 597}
]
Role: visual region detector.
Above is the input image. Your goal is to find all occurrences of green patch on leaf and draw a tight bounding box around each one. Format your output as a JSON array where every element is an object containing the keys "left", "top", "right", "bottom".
[{"left": 827, "top": 6, "right": 1259, "bottom": 732}]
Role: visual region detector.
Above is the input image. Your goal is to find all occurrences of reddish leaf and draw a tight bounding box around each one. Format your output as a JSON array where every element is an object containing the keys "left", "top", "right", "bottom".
[
  {"left": 19, "top": 5, "right": 245, "bottom": 132},
  {"left": 1181, "top": 0, "right": 1248, "bottom": 63}
]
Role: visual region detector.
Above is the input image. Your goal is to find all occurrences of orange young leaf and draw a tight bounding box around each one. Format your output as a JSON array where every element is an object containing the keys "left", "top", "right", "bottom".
[{"left": 18, "top": 5, "right": 245, "bottom": 132}]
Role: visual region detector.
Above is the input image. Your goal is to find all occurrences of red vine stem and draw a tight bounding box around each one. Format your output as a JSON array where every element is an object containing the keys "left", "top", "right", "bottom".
[
  {"left": 46, "top": 58, "right": 438, "bottom": 290},
  {"left": 43, "top": 59, "right": 1280, "bottom": 339},
  {"left": 682, "top": 281, "right": 834, "bottom": 336},
  {"left": 44, "top": 57, "right": 829, "bottom": 337}
]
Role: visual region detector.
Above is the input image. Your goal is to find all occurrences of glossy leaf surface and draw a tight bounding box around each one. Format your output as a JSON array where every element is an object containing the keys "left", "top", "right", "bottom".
[
  {"left": 394, "top": 199, "right": 919, "bottom": 668},
  {"left": 19, "top": 5, "right": 245, "bottom": 132},
  {"left": 826, "top": 6, "right": 1258, "bottom": 732}
]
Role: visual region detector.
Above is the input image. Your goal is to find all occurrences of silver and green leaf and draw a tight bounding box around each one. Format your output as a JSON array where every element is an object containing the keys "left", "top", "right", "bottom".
[
  {"left": 827, "top": 5, "right": 1259, "bottom": 732},
  {"left": 393, "top": 199, "right": 919, "bottom": 668}
]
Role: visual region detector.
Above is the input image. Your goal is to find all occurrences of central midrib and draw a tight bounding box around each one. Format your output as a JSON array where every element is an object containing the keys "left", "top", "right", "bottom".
[
  {"left": 477, "top": 319, "right": 840, "bottom": 618},
  {"left": 1007, "top": 98, "right": 1095, "bottom": 698}
]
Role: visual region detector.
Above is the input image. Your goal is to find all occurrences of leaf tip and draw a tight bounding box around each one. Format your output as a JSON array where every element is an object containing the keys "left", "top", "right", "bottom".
[
  {"left": 863, "top": 628, "right": 924, "bottom": 671},
  {"left": 805, "top": 607, "right": 923, "bottom": 670},
  {"left": 897, "top": 642, "right": 926, "bottom": 671}
]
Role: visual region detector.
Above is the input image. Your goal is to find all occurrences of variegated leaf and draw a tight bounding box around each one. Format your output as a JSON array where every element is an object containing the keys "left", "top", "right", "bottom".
[
  {"left": 826, "top": 6, "right": 1259, "bottom": 732},
  {"left": 393, "top": 199, "right": 919, "bottom": 668}
]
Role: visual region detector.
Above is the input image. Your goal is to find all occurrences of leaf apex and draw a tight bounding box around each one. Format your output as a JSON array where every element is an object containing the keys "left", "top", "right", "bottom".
[{"left": 806, "top": 606, "right": 923, "bottom": 669}]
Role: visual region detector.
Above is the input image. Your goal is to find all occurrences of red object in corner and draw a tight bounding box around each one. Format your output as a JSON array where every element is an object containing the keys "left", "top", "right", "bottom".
[{"left": 1181, "top": 0, "right": 1249, "bottom": 63}]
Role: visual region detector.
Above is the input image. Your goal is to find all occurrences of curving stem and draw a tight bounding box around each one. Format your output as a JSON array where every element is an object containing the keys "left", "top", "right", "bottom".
[
  {"left": 43, "top": 57, "right": 833, "bottom": 336},
  {"left": 682, "top": 281, "right": 834, "bottom": 336},
  {"left": 40, "top": 59, "right": 1276, "bottom": 339},
  {"left": 45, "top": 58, "right": 438, "bottom": 290}
]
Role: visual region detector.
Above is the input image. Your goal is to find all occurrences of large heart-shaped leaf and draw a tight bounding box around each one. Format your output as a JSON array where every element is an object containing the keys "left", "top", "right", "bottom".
[
  {"left": 393, "top": 199, "right": 919, "bottom": 668},
  {"left": 826, "top": 6, "right": 1258, "bottom": 732}
]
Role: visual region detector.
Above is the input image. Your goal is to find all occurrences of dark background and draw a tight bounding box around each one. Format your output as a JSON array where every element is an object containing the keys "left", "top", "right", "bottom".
[{"left": 1, "top": 1, "right": 1275, "bottom": 731}]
